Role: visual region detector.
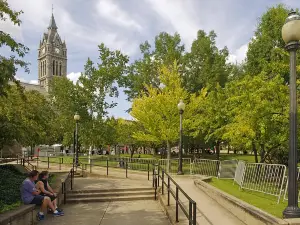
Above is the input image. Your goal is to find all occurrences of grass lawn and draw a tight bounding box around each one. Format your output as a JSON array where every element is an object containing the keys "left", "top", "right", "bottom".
[{"left": 208, "top": 178, "right": 286, "bottom": 218}]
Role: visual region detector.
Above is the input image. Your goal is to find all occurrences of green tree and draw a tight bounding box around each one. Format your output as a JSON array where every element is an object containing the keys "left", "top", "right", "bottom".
[
  {"left": 223, "top": 74, "right": 289, "bottom": 163},
  {"left": 123, "top": 32, "right": 184, "bottom": 101},
  {"left": 0, "top": 0, "right": 29, "bottom": 96},
  {"left": 0, "top": 86, "right": 55, "bottom": 149},
  {"left": 182, "top": 30, "right": 230, "bottom": 93},
  {"left": 245, "top": 4, "right": 296, "bottom": 82},
  {"left": 130, "top": 62, "right": 189, "bottom": 164}
]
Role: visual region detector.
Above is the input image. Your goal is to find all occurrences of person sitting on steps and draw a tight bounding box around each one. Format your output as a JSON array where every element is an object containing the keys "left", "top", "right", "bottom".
[
  {"left": 36, "top": 171, "right": 63, "bottom": 215},
  {"left": 20, "top": 170, "right": 64, "bottom": 221}
]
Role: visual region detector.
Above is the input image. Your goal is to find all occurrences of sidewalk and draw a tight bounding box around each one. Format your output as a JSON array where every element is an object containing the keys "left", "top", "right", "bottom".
[
  {"left": 172, "top": 176, "right": 246, "bottom": 225},
  {"left": 41, "top": 201, "right": 170, "bottom": 225}
]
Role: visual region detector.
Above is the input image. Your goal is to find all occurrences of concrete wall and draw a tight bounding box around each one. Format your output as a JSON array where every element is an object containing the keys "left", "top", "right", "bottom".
[{"left": 0, "top": 205, "right": 36, "bottom": 225}]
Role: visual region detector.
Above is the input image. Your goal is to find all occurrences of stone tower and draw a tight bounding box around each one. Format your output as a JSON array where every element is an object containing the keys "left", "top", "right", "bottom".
[{"left": 38, "top": 11, "right": 67, "bottom": 92}]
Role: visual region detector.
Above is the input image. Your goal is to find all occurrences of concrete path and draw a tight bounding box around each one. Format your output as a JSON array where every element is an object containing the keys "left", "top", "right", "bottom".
[
  {"left": 172, "top": 176, "right": 246, "bottom": 225},
  {"left": 40, "top": 175, "right": 170, "bottom": 225},
  {"left": 41, "top": 201, "right": 170, "bottom": 225}
]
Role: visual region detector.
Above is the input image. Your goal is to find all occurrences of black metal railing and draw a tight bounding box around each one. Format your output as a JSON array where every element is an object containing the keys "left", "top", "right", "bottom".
[
  {"left": 84, "top": 158, "right": 153, "bottom": 180},
  {"left": 62, "top": 167, "right": 74, "bottom": 204},
  {"left": 18, "top": 157, "right": 37, "bottom": 171},
  {"left": 153, "top": 165, "right": 197, "bottom": 225}
]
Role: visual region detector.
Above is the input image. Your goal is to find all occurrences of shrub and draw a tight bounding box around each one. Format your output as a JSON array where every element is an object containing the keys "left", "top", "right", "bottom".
[{"left": 0, "top": 165, "right": 26, "bottom": 213}]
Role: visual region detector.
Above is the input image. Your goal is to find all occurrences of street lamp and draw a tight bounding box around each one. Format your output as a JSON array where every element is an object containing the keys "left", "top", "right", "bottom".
[
  {"left": 282, "top": 10, "right": 300, "bottom": 219},
  {"left": 177, "top": 99, "right": 185, "bottom": 175},
  {"left": 74, "top": 112, "right": 80, "bottom": 168}
]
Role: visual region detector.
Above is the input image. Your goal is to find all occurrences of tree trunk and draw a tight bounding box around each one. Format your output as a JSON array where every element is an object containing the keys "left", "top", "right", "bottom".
[
  {"left": 167, "top": 140, "right": 171, "bottom": 173},
  {"left": 227, "top": 143, "right": 230, "bottom": 154},
  {"left": 260, "top": 144, "right": 265, "bottom": 163},
  {"left": 216, "top": 141, "right": 220, "bottom": 161},
  {"left": 252, "top": 142, "right": 258, "bottom": 163},
  {"left": 130, "top": 145, "right": 135, "bottom": 158}
]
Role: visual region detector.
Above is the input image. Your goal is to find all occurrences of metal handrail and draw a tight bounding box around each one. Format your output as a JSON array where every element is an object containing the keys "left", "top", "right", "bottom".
[
  {"left": 62, "top": 167, "right": 74, "bottom": 204},
  {"left": 153, "top": 165, "right": 197, "bottom": 225}
]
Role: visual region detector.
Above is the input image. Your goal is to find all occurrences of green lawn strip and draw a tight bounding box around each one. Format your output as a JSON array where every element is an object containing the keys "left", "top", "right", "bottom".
[{"left": 209, "top": 178, "right": 286, "bottom": 218}]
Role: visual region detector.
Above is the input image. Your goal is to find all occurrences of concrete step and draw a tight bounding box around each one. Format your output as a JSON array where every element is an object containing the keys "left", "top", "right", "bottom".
[
  {"left": 67, "top": 190, "right": 154, "bottom": 198},
  {"left": 67, "top": 195, "right": 154, "bottom": 203},
  {"left": 69, "top": 187, "right": 153, "bottom": 194}
]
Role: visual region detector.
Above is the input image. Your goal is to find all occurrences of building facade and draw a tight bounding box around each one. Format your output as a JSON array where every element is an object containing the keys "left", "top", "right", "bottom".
[{"left": 38, "top": 12, "right": 67, "bottom": 92}]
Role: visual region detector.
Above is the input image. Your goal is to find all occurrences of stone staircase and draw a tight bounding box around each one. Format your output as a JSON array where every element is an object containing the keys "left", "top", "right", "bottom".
[{"left": 66, "top": 187, "right": 155, "bottom": 203}]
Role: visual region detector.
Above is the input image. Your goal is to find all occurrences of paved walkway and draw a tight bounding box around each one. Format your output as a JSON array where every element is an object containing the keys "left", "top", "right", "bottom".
[
  {"left": 15, "top": 160, "right": 246, "bottom": 224},
  {"left": 41, "top": 176, "right": 170, "bottom": 225},
  {"left": 172, "top": 176, "right": 246, "bottom": 225},
  {"left": 42, "top": 201, "right": 170, "bottom": 225}
]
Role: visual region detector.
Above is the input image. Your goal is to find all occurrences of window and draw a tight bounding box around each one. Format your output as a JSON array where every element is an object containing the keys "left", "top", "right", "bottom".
[
  {"left": 53, "top": 60, "right": 55, "bottom": 75},
  {"left": 59, "top": 62, "right": 62, "bottom": 76},
  {"left": 56, "top": 61, "right": 58, "bottom": 75},
  {"left": 40, "top": 62, "right": 43, "bottom": 77},
  {"left": 44, "top": 60, "right": 47, "bottom": 76}
]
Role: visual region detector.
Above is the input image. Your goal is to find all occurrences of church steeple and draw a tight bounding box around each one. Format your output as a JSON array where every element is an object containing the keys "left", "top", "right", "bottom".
[
  {"left": 48, "top": 5, "right": 57, "bottom": 30},
  {"left": 38, "top": 4, "right": 67, "bottom": 92}
]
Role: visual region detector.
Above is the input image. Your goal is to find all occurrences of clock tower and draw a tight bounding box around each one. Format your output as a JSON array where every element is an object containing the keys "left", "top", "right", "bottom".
[{"left": 38, "top": 10, "right": 67, "bottom": 92}]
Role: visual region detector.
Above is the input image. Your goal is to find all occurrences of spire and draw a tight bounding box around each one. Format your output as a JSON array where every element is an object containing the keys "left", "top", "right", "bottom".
[{"left": 48, "top": 5, "right": 57, "bottom": 30}]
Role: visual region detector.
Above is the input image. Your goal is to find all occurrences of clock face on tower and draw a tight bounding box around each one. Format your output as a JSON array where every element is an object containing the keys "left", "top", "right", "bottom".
[{"left": 55, "top": 48, "right": 60, "bottom": 54}]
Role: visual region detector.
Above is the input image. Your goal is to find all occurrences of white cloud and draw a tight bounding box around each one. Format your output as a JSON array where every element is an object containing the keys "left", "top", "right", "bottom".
[
  {"left": 29, "top": 80, "right": 38, "bottom": 84},
  {"left": 96, "top": 0, "right": 142, "bottom": 30},
  {"left": 145, "top": 0, "right": 199, "bottom": 48},
  {"left": 0, "top": 17, "right": 23, "bottom": 42},
  {"left": 67, "top": 72, "right": 81, "bottom": 84},
  {"left": 15, "top": 76, "right": 27, "bottom": 83},
  {"left": 228, "top": 43, "right": 249, "bottom": 64}
]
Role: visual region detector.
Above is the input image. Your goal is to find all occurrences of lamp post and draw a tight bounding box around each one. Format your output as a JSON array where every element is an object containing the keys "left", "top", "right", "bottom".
[
  {"left": 177, "top": 99, "right": 185, "bottom": 175},
  {"left": 74, "top": 112, "right": 80, "bottom": 169},
  {"left": 282, "top": 10, "right": 300, "bottom": 218}
]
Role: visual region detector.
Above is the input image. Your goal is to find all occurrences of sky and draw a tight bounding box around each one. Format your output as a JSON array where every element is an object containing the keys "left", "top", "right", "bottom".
[{"left": 2, "top": 0, "right": 299, "bottom": 119}]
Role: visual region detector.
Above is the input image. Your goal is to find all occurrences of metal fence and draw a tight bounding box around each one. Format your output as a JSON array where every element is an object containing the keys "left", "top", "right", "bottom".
[
  {"left": 218, "top": 160, "right": 238, "bottom": 179},
  {"left": 192, "top": 159, "right": 220, "bottom": 177},
  {"left": 234, "top": 160, "right": 246, "bottom": 186},
  {"left": 283, "top": 167, "right": 300, "bottom": 202},
  {"left": 158, "top": 158, "right": 191, "bottom": 174},
  {"left": 240, "top": 163, "right": 286, "bottom": 203}
]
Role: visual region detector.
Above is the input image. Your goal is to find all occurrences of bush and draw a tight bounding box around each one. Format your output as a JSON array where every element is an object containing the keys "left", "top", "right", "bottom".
[{"left": 0, "top": 165, "right": 26, "bottom": 213}]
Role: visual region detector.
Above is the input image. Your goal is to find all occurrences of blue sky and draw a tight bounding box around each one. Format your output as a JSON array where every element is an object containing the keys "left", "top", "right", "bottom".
[{"left": 3, "top": 0, "right": 298, "bottom": 119}]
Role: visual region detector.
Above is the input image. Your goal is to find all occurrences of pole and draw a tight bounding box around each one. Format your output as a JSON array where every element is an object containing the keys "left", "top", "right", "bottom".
[
  {"left": 283, "top": 41, "right": 300, "bottom": 218},
  {"left": 178, "top": 110, "right": 184, "bottom": 175},
  {"left": 73, "top": 129, "right": 76, "bottom": 170},
  {"left": 75, "top": 121, "right": 79, "bottom": 169}
]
